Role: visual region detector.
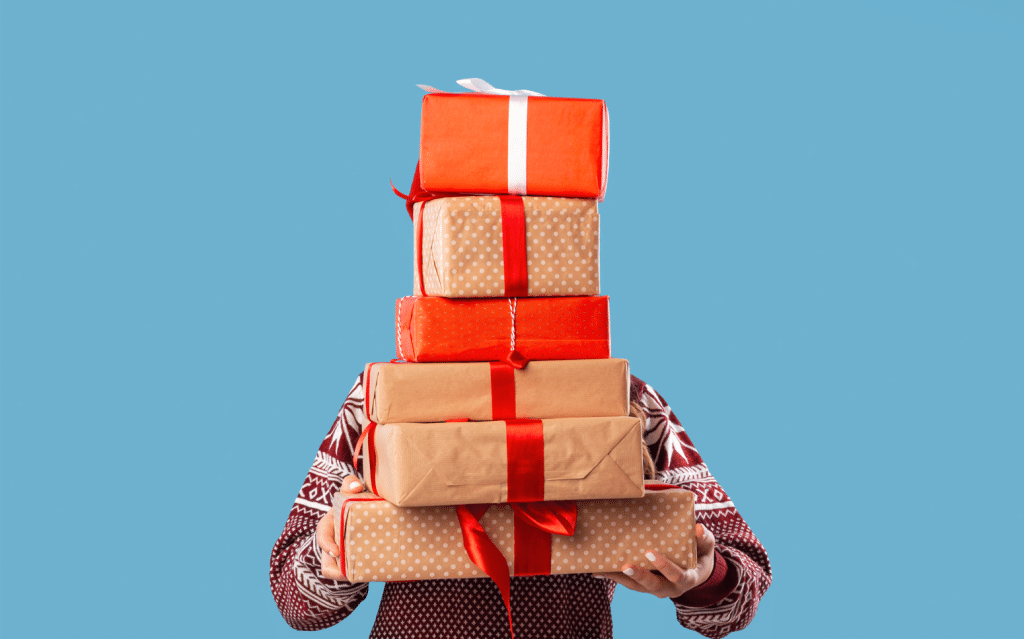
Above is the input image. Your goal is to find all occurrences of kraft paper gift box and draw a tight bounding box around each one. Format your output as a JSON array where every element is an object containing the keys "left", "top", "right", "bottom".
[
  {"left": 364, "top": 359, "right": 630, "bottom": 424},
  {"left": 395, "top": 295, "right": 610, "bottom": 363},
  {"left": 412, "top": 195, "right": 600, "bottom": 298},
  {"left": 418, "top": 89, "right": 609, "bottom": 200},
  {"left": 358, "top": 416, "right": 645, "bottom": 507},
  {"left": 334, "top": 485, "right": 697, "bottom": 583}
]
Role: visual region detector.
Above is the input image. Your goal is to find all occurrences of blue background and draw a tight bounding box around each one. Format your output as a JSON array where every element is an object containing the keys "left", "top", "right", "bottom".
[{"left": 1, "top": 2, "right": 1021, "bottom": 638}]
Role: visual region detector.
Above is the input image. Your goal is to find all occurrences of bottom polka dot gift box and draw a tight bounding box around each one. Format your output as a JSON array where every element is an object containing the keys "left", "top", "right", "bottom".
[{"left": 333, "top": 484, "right": 696, "bottom": 584}]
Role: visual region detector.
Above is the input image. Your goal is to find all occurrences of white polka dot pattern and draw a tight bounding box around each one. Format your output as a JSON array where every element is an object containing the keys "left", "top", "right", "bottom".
[
  {"left": 415, "top": 196, "right": 600, "bottom": 298},
  {"left": 342, "top": 490, "right": 695, "bottom": 583}
]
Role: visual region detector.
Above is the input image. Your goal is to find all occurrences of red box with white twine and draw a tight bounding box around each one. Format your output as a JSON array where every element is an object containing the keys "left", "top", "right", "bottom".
[{"left": 395, "top": 295, "right": 610, "bottom": 363}]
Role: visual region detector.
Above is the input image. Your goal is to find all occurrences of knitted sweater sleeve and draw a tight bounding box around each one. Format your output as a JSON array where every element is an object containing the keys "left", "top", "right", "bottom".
[
  {"left": 269, "top": 375, "right": 371, "bottom": 631},
  {"left": 631, "top": 376, "right": 772, "bottom": 639}
]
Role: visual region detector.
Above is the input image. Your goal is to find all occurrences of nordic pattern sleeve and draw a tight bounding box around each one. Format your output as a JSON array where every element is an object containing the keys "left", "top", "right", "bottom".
[
  {"left": 270, "top": 375, "right": 371, "bottom": 631},
  {"left": 631, "top": 375, "right": 772, "bottom": 639}
]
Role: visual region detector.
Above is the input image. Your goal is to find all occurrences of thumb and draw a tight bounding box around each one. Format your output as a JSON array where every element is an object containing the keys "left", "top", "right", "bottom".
[
  {"left": 341, "top": 474, "right": 365, "bottom": 494},
  {"left": 696, "top": 523, "right": 716, "bottom": 555}
]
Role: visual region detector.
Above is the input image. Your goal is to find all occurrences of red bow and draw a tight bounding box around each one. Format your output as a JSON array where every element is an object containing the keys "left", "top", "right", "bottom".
[
  {"left": 391, "top": 162, "right": 442, "bottom": 221},
  {"left": 456, "top": 501, "right": 578, "bottom": 638}
]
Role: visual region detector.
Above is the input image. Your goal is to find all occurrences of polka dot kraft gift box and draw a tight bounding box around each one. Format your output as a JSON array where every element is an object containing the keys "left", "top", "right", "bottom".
[
  {"left": 395, "top": 295, "right": 610, "bottom": 363},
  {"left": 334, "top": 486, "right": 696, "bottom": 584},
  {"left": 412, "top": 195, "right": 599, "bottom": 298}
]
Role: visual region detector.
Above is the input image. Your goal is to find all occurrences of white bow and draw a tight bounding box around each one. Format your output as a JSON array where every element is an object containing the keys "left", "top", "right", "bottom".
[{"left": 417, "top": 78, "right": 545, "bottom": 97}]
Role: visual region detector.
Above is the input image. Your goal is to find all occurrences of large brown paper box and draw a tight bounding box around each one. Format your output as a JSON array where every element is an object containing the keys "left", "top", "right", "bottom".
[
  {"left": 335, "top": 488, "right": 697, "bottom": 582},
  {"left": 361, "top": 416, "right": 644, "bottom": 507},
  {"left": 412, "top": 195, "right": 600, "bottom": 298},
  {"left": 364, "top": 359, "right": 630, "bottom": 424}
]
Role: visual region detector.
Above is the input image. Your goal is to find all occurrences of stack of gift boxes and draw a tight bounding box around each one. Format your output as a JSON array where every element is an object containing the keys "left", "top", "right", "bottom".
[{"left": 335, "top": 79, "right": 698, "bottom": 620}]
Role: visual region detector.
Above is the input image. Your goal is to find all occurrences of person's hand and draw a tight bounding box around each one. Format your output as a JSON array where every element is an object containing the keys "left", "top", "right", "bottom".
[
  {"left": 316, "top": 474, "right": 366, "bottom": 581},
  {"left": 592, "top": 523, "right": 717, "bottom": 598}
]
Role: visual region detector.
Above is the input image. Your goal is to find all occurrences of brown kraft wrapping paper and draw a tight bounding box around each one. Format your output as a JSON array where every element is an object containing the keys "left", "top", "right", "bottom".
[
  {"left": 364, "top": 359, "right": 630, "bottom": 424},
  {"left": 361, "top": 416, "right": 644, "bottom": 507},
  {"left": 412, "top": 195, "right": 599, "bottom": 298},
  {"left": 335, "top": 488, "right": 697, "bottom": 582}
]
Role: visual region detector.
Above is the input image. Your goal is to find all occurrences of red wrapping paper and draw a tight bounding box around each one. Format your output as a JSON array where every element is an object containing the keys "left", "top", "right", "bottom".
[
  {"left": 419, "top": 93, "right": 609, "bottom": 199},
  {"left": 395, "top": 296, "right": 610, "bottom": 363}
]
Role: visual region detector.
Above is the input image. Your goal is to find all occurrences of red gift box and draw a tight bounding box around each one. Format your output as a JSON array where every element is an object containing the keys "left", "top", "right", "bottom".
[
  {"left": 395, "top": 296, "right": 610, "bottom": 363},
  {"left": 418, "top": 88, "right": 608, "bottom": 200}
]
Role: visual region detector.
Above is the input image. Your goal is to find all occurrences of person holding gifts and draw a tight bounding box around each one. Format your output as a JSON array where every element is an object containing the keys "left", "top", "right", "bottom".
[
  {"left": 269, "top": 373, "right": 771, "bottom": 638},
  {"left": 271, "top": 78, "right": 770, "bottom": 637}
]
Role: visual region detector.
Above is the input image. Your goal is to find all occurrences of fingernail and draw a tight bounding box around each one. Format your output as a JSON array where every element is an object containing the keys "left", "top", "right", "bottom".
[
  {"left": 330, "top": 551, "right": 339, "bottom": 558},
  {"left": 644, "top": 552, "right": 657, "bottom": 562},
  {"left": 347, "top": 481, "right": 362, "bottom": 492},
  {"left": 592, "top": 574, "right": 610, "bottom": 580},
  {"left": 696, "top": 524, "right": 705, "bottom": 539},
  {"left": 623, "top": 567, "right": 635, "bottom": 576}
]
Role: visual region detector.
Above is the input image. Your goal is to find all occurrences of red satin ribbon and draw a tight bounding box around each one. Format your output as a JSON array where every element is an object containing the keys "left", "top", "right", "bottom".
[
  {"left": 358, "top": 360, "right": 409, "bottom": 488},
  {"left": 391, "top": 162, "right": 442, "bottom": 221},
  {"left": 456, "top": 501, "right": 577, "bottom": 638},
  {"left": 489, "top": 361, "right": 516, "bottom": 420},
  {"left": 505, "top": 419, "right": 544, "bottom": 502},
  {"left": 353, "top": 420, "right": 378, "bottom": 494},
  {"left": 498, "top": 195, "right": 528, "bottom": 297},
  {"left": 335, "top": 494, "right": 385, "bottom": 580},
  {"left": 415, "top": 200, "right": 427, "bottom": 295},
  {"left": 397, "top": 164, "right": 529, "bottom": 298},
  {"left": 645, "top": 482, "right": 678, "bottom": 491},
  {"left": 502, "top": 349, "right": 528, "bottom": 370}
]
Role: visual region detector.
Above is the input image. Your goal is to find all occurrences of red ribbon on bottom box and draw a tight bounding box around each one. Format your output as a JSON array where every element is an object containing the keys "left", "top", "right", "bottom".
[
  {"left": 457, "top": 501, "right": 578, "bottom": 639},
  {"left": 336, "top": 495, "right": 576, "bottom": 639}
]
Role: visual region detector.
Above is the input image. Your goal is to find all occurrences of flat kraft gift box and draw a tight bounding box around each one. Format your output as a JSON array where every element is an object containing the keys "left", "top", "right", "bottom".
[
  {"left": 395, "top": 295, "right": 610, "bottom": 363},
  {"left": 364, "top": 359, "right": 629, "bottom": 423},
  {"left": 334, "top": 485, "right": 696, "bottom": 584},
  {"left": 412, "top": 195, "right": 599, "bottom": 298},
  {"left": 419, "top": 89, "right": 609, "bottom": 200},
  {"left": 359, "top": 416, "right": 644, "bottom": 507}
]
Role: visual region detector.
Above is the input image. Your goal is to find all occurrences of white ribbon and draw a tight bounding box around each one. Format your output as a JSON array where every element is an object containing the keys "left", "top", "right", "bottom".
[
  {"left": 416, "top": 78, "right": 544, "bottom": 97},
  {"left": 418, "top": 79, "right": 544, "bottom": 195}
]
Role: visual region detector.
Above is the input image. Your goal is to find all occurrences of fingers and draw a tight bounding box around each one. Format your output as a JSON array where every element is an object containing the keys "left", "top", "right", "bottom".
[
  {"left": 696, "top": 523, "right": 716, "bottom": 557},
  {"left": 316, "top": 510, "right": 340, "bottom": 559},
  {"left": 316, "top": 511, "right": 346, "bottom": 580},
  {"left": 620, "top": 564, "right": 674, "bottom": 597},
  {"left": 341, "top": 475, "right": 364, "bottom": 494},
  {"left": 644, "top": 550, "right": 685, "bottom": 583},
  {"left": 591, "top": 572, "right": 649, "bottom": 593},
  {"left": 317, "top": 474, "right": 364, "bottom": 582},
  {"left": 320, "top": 544, "right": 344, "bottom": 580},
  {"left": 591, "top": 526, "right": 720, "bottom": 599}
]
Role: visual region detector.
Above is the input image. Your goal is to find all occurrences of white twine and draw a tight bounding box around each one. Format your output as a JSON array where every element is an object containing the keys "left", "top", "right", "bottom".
[
  {"left": 396, "top": 297, "right": 408, "bottom": 361},
  {"left": 508, "top": 298, "right": 517, "bottom": 351}
]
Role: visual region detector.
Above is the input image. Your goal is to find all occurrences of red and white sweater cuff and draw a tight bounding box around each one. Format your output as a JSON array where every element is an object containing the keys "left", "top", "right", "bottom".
[{"left": 672, "top": 550, "right": 738, "bottom": 608}]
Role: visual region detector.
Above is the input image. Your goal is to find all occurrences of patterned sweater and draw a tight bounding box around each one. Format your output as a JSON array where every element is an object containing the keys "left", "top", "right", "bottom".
[{"left": 270, "top": 374, "right": 771, "bottom": 638}]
